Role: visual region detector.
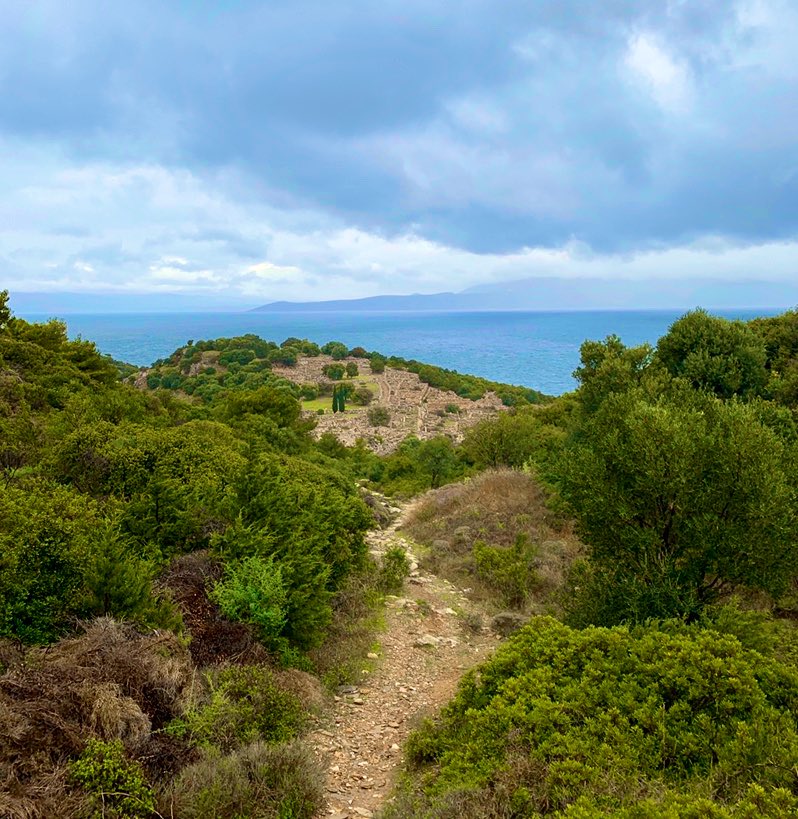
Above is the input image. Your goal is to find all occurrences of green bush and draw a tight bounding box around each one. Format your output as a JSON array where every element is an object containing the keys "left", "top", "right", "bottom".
[
  {"left": 70, "top": 738, "right": 155, "bottom": 819},
  {"left": 351, "top": 386, "right": 374, "bottom": 405},
  {"left": 377, "top": 546, "right": 410, "bottom": 594},
  {"left": 367, "top": 405, "right": 391, "bottom": 427},
  {"left": 170, "top": 665, "right": 305, "bottom": 752},
  {"left": 473, "top": 533, "right": 538, "bottom": 608},
  {"left": 322, "top": 363, "right": 346, "bottom": 380},
  {"left": 321, "top": 341, "right": 349, "bottom": 360},
  {"left": 392, "top": 617, "right": 798, "bottom": 817},
  {"left": 369, "top": 355, "right": 386, "bottom": 374},
  {"left": 345, "top": 362, "right": 358, "bottom": 377},
  {"left": 210, "top": 556, "right": 288, "bottom": 651}
]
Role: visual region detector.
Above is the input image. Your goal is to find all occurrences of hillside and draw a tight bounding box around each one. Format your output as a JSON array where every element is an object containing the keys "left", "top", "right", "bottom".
[
  {"left": 273, "top": 353, "right": 506, "bottom": 454},
  {"left": 6, "top": 289, "right": 798, "bottom": 818},
  {"left": 137, "top": 337, "right": 545, "bottom": 456}
]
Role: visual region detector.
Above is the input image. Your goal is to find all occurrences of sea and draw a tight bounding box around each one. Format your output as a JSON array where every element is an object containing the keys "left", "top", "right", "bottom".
[{"left": 19, "top": 309, "right": 778, "bottom": 396}]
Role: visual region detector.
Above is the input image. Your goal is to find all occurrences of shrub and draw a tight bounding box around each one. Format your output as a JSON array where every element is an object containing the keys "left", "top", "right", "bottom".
[
  {"left": 322, "top": 363, "right": 345, "bottom": 381},
  {"left": 473, "top": 533, "right": 538, "bottom": 609},
  {"left": 170, "top": 665, "right": 305, "bottom": 752},
  {"left": 377, "top": 546, "right": 410, "bottom": 594},
  {"left": 70, "top": 738, "right": 155, "bottom": 819},
  {"left": 321, "top": 341, "right": 349, "bottom": 360},
  {"left": 351, "top": 386, "right": 374, "bottom": 406},
  {"left": 266, "top": 347, "right": 297, "bottom": 367},
  {"left": 210, "top": 556, "right": 288, "bottom": 651},
  {"left": 218, "top": 348, "right": 256, "bottom": 367},
  {"left": 369, "top": 355, "right": 386, "bottom": 374},
  {"left": 345, "top": 362, "right": 358, "bottom": 377},
  {"left": 367, "top": 405, "right": 391, "bottom": 427},
  {"left": 393, "top": 617, "right": 798, "bottom": 817},
  {"left": 162, "top": 739, "right": 324, "bottom": 819}
]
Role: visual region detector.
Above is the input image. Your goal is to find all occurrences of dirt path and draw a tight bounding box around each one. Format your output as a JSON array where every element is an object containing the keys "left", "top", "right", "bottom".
[{"left": 310, "top": 501, "right": 499, "bottom": 818}]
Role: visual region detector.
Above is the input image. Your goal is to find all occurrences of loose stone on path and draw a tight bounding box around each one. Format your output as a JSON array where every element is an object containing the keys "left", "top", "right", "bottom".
[{"left": 310, "top": 499, "right": 498, "bottom": 817}]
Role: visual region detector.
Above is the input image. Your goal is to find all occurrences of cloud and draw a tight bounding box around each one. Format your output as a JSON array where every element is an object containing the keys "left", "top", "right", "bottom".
[
  {"left": 624, "top": 33, "right": 693, "bottom": 112},
  {"left": 1, "top": 0, "right": 797, "bottom": 304},
  {"left": 2, "top": 147, "right": 797, "bottom": 305}
]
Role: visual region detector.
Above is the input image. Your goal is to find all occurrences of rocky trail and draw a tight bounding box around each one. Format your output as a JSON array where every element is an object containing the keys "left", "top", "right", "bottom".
[{"left": 310, "top": 500, "right": 500, "bottom": 818}]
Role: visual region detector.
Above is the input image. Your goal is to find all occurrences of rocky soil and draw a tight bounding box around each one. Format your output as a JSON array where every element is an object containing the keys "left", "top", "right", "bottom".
[
  {"left": 273, "top": 356, "right": 507, "bottom": 455},
  {"left": 309, "top": 501, "right": 500, "bottom": 818}
]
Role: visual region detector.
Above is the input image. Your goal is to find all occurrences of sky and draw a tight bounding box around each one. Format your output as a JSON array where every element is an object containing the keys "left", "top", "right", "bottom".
[{"left": 2, "top": 0, "right": 798, "bottom": 309}]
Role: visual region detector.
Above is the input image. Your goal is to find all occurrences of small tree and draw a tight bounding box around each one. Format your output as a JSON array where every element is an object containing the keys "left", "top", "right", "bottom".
[
  {"left": 321, "top": 341, "right": 349, "bottom": 360},
  {"left": 345, "top": 362, "right": 358, "bottom": 377},
  {"left": 0, "top": 289, "right": 11, "bottom": 332},
  {"left": 558, "top": 391, "right": 798, "bottom": 624},
  {"left": 367, "top": 405, "right": 390, "bottom": 427},
  {"left": 322, "top": 363, "right": 345, "bottom": 381},
  {"left": 417, "top": 436, "right": 457, "bottom": 488},
  {"left": 656, "top": 309, "right": 768, "bottom": 399}
]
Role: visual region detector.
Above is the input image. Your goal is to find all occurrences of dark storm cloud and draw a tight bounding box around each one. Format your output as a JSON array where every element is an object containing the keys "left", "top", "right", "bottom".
[{"left": 1, "top": 0, "right": 797, "bottom": 302}]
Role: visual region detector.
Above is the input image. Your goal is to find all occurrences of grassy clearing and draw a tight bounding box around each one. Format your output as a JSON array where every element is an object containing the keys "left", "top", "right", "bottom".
[{"left": 301, "top": 397, "right": 364, "bottom": 414}]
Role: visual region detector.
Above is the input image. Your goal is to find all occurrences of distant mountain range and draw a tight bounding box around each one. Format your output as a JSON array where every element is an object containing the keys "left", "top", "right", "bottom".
[
  {"left": 253, "top": 278, "right": 798, "bottom": 312},
  {"left": 11, "top": 276, "right": 797, "bottom": 316}
]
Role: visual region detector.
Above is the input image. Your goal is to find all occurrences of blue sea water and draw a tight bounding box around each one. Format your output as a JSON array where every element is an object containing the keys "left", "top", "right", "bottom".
[{"left": 19, "top": 309, "right": 777, "bottom": 396}]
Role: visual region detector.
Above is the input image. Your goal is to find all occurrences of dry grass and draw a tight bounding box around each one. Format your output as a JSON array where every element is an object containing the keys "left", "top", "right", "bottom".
[
  {"left": 0, "top": 618, "right": 198, "bottom": 818},
  {"left": 160, "top": 739, "right": 325, "bottom": 819},
  {"left": 309, "top": 564, "right": 384, "bottom": 688},
  {"left": 404, "top": 469, "right": 583, "bottom": 614}
]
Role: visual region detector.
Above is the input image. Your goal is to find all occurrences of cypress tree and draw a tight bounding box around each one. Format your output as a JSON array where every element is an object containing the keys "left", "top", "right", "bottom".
[
  {"left": 339, "top": 388, "right": 346, "bottom": 412},
  {"left": 332, "top": 386, "right": 339, "bottom": 413}
]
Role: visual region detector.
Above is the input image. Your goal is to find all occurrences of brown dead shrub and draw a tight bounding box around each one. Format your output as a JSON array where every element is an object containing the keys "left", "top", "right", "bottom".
[
  {"left": 159, "top": 551, "right": 270, "bottom": 667},
  {"left": 0, "top": 618, "right": 197, "bottom": 816}
]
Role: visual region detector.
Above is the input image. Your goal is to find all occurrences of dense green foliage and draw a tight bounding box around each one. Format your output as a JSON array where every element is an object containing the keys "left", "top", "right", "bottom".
[
  {"left": 70, "top": 738, "right": 156, "bottom": 819},
  {"left": 392, "top": 617, "right": 798, "bottom": 817},
  {"left": 559, "top": 391, "right": 798, "bottom": 624},
  {"left": 527, "top": 308, "right": 798, "bottom": 626},
  {"left": 0, "top": 293, "right": 371, "bottom": 650},
  {"left": 388, "top": 306, "right": 798, "bottom": 816}
]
